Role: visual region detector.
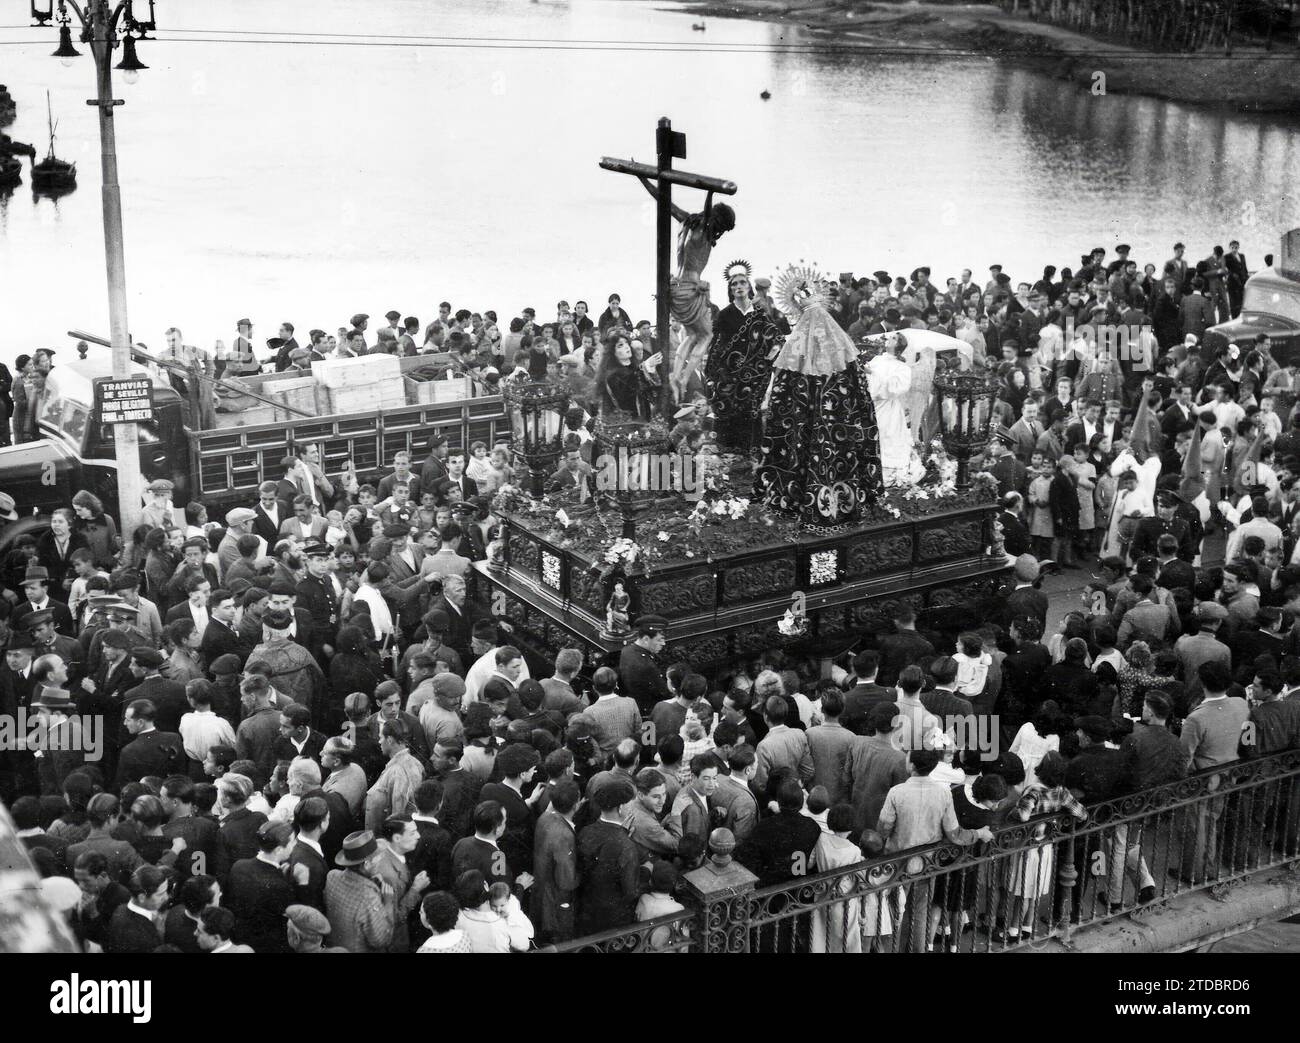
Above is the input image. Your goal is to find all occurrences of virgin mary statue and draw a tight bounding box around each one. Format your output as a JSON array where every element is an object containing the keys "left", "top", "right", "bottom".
[{"left": 754, "top": 266, "right": 884, "bottom": 529}]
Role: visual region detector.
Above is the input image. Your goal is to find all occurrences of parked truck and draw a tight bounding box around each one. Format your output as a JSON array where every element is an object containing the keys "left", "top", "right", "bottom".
[
  {"left": 1203, "top": 228, "right": 1300, "bottom": 363},
  {"left": 0, "top": 344, "right": 507, "bottom": 551}
]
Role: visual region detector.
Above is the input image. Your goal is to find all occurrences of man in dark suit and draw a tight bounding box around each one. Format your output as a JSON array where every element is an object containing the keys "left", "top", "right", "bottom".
[
  {"left": 451, "top": 801, "right": 514, "bottom": 885},
  {"left": 430, "top": 739, "right": 482, "bottom": 840},
  {"left": 252, "top": 482, "right": 290, "bottom": 544},
  {"left": 999, "top": 555, "right": 1049, "bottom": 631},
  {"left": 1224, "top": 240, "right": 1249, "bottom": 317},
  {"left": 876, "top": 606, "right": 935, "bottom": 688},
  {"left": 116, "top": 697, "right": 185, "bottom": 788},
  {"left": 736, "top": 777, "right": 822, "bottom": 888},
  {"left": 433, "top": 449, "right": 478, "bottom": 506},
  {"left": 840, "top": 651, "right": 894, "bottom": 736},
  {"left": 1, "top": 628, "right": 39, "bottom": 712},
  {"left": 200, "top": 589, "right": 251, "bottom": 672},
  {"left": 532, "top": 778, "right": 580, "bottom": 945},
  {"left": 12, "top": 567, "right": 75, "bottom": 636},
  {"left": 271, "top": 703, "right": 327, "bottom": 765},
  {"left": 1161, "top": 385, "right": 1196, "bottom": 438},
  {"left": 479, "top": 743, "right": 539, "bottom": 876},
  {"left": 1155, "top": 533, "right": 1196, "bottom": 594},
  {"left": 105, "top": 866, "right": 171, "bottom": 953},
  {"left": 298, "top": 782, "right": 352, "bottom": 866},
  {"left": 214, "top": 774, "right": 268, "bottom": 883},
  {"left": 286, "top": 796, "right": 331, "bottom": 911},
  {"left": 225, "top": 820, "right": 295, "bottom": 953},
  {"left": 409, "top": 779, "right": 455, "bottom": 892},
  {"left": 122, "top": 647, "right": 189, "bottom": 734},
  {"left": 31, "top": 686, "right": 87, "bottom": 796},
  {"left": 427, "top": 575, "right": 491, "bottom": 665}
]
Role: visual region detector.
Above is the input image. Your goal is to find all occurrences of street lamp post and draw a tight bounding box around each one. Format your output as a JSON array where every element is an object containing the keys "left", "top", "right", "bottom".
[{"left": 34, "top": 0, "right": 153, "bottom": 547}]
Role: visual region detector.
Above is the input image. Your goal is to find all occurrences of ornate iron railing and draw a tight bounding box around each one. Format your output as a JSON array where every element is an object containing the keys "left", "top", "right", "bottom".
[
  {"left": 545, "top": 749, "right": 1300, "bottom": 954},
  {"left": 538, "top": 908, "right": 696, "bottom": 953}
]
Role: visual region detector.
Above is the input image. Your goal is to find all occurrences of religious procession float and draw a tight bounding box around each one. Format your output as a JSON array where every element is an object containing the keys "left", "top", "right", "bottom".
[{"left": 478, "top": 262, "right": 1010, "bottom": 672}]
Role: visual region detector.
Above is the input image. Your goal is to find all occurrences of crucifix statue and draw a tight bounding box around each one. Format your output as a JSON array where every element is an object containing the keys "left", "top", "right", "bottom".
[{"left": 600, "top": 118, "right": 737, "bottom": 415}]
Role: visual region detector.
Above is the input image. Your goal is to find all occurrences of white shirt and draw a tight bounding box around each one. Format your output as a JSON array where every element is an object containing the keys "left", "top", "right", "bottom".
[
  {"left": 189, "top": 602, "right": 210, "bottom": 635},
  {"left": 179, "top": 709, "right": 237, "bottom": 763},
  {"left": 463, "top": 651, "right": 532, "bottom": 709}
]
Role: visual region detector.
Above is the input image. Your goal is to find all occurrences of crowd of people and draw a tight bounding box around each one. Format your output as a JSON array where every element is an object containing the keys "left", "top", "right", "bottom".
[{"left": 4, "top": 234, "right": 1300, "bottom": 954}]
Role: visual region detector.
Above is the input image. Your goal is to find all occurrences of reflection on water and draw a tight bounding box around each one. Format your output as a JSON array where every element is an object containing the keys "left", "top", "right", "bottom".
[{"left": 0, "top": 0, "right": 1296, "bottom": 364}]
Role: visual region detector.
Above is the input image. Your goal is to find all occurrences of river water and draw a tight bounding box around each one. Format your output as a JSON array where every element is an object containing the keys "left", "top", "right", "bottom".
[{"left": 2, "top": 0, "right": 1298, "bottom": 365}]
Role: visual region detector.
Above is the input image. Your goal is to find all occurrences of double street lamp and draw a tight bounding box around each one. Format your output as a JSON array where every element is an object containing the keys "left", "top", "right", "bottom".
[{"left": 31, "top": 0, "right": 155, "bottom": 544}]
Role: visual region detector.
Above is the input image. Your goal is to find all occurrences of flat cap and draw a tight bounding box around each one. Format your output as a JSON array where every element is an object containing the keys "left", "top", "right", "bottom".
[
  {"left": 431, "top": 673, "right": 467, "bottom": 701},
  {"left": 285, "top": 904, "right": 331, "bottom": 938},
  {"left": 210, "top": 653, "right": 242, "bottom": 676},
  {"left": 1195, "top": 601, "right": 1228, "bottom": 622},
  {"left": 131, "top": 646, "right": 164, "bottom": 668}
]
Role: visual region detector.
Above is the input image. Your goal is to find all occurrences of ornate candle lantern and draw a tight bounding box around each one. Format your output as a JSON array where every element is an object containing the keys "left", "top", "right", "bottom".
[
  {"left": 933, "top": 367, "right": 999, "bottom": 489},
  {"left": 502, "top": 377, "right": 572, "bottom": 498},
  {"left": 592, "top": 412, "right": 672, "bottom": 539}
]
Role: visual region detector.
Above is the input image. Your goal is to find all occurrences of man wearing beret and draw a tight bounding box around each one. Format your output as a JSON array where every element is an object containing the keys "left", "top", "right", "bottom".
[
  {"left": 249, "top": 609, "right": 328, "bottom": 730},
  {"left": 617, "top": 615, "right": 672, "bottom": 717},
  {"left": 123, "top": 646, "right": 189, "bottom": 735}
]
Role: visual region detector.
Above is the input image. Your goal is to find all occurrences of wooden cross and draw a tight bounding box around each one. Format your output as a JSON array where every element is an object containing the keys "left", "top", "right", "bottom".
[{"left": 600, "top": 117, "right": 737, "bottom": 418}]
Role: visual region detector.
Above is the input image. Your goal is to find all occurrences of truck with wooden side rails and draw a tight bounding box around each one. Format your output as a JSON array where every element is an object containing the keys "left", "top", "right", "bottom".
[{"left": 0, "top": 342, "right": 507, "bottom": 551}]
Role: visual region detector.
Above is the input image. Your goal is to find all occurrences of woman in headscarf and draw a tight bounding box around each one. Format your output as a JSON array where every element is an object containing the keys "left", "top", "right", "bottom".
[{"left": 755, "top": 266, "right": 884, "bottom": 529}]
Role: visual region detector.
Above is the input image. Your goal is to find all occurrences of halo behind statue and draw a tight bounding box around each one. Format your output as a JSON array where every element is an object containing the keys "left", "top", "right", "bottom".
[
  {"left": 773, "top": 264, "right": 830, "bottom": 319},
  {"left": 723, "top": 259, "right": 753, "bottom": 283}
]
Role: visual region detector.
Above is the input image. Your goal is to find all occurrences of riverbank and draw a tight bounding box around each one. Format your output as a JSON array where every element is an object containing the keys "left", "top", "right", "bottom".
[{"left": 669, "top": 0, "right": 1300, "bottom": 114}]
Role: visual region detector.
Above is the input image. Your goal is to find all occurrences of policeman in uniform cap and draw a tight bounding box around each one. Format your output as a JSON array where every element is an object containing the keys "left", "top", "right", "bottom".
[
  {"left": 295, "top": 541, "right": 340, "bottom": 662},
  {"left": 617, "top": 614, "right": 672, "bottom": 717},
  {"left": 452, "top": 500, "right": 488, "bottom": 562},
  {"left": 1128, "top": 489, "right": 1192, "bottom": 564}
]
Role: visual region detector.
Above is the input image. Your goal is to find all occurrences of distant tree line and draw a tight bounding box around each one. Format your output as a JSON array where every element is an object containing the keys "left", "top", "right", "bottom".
[{"left": 997, "top": 0, "right": 1296, "bottom": 51}]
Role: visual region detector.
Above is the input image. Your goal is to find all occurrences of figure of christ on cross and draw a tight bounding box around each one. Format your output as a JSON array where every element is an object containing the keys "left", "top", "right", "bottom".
[
  {"left": 599, "top": 119, "right": 737, "bottom": 414},
  {"left": 634, "top": 178, "right": 735, "bottom": 400}
]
